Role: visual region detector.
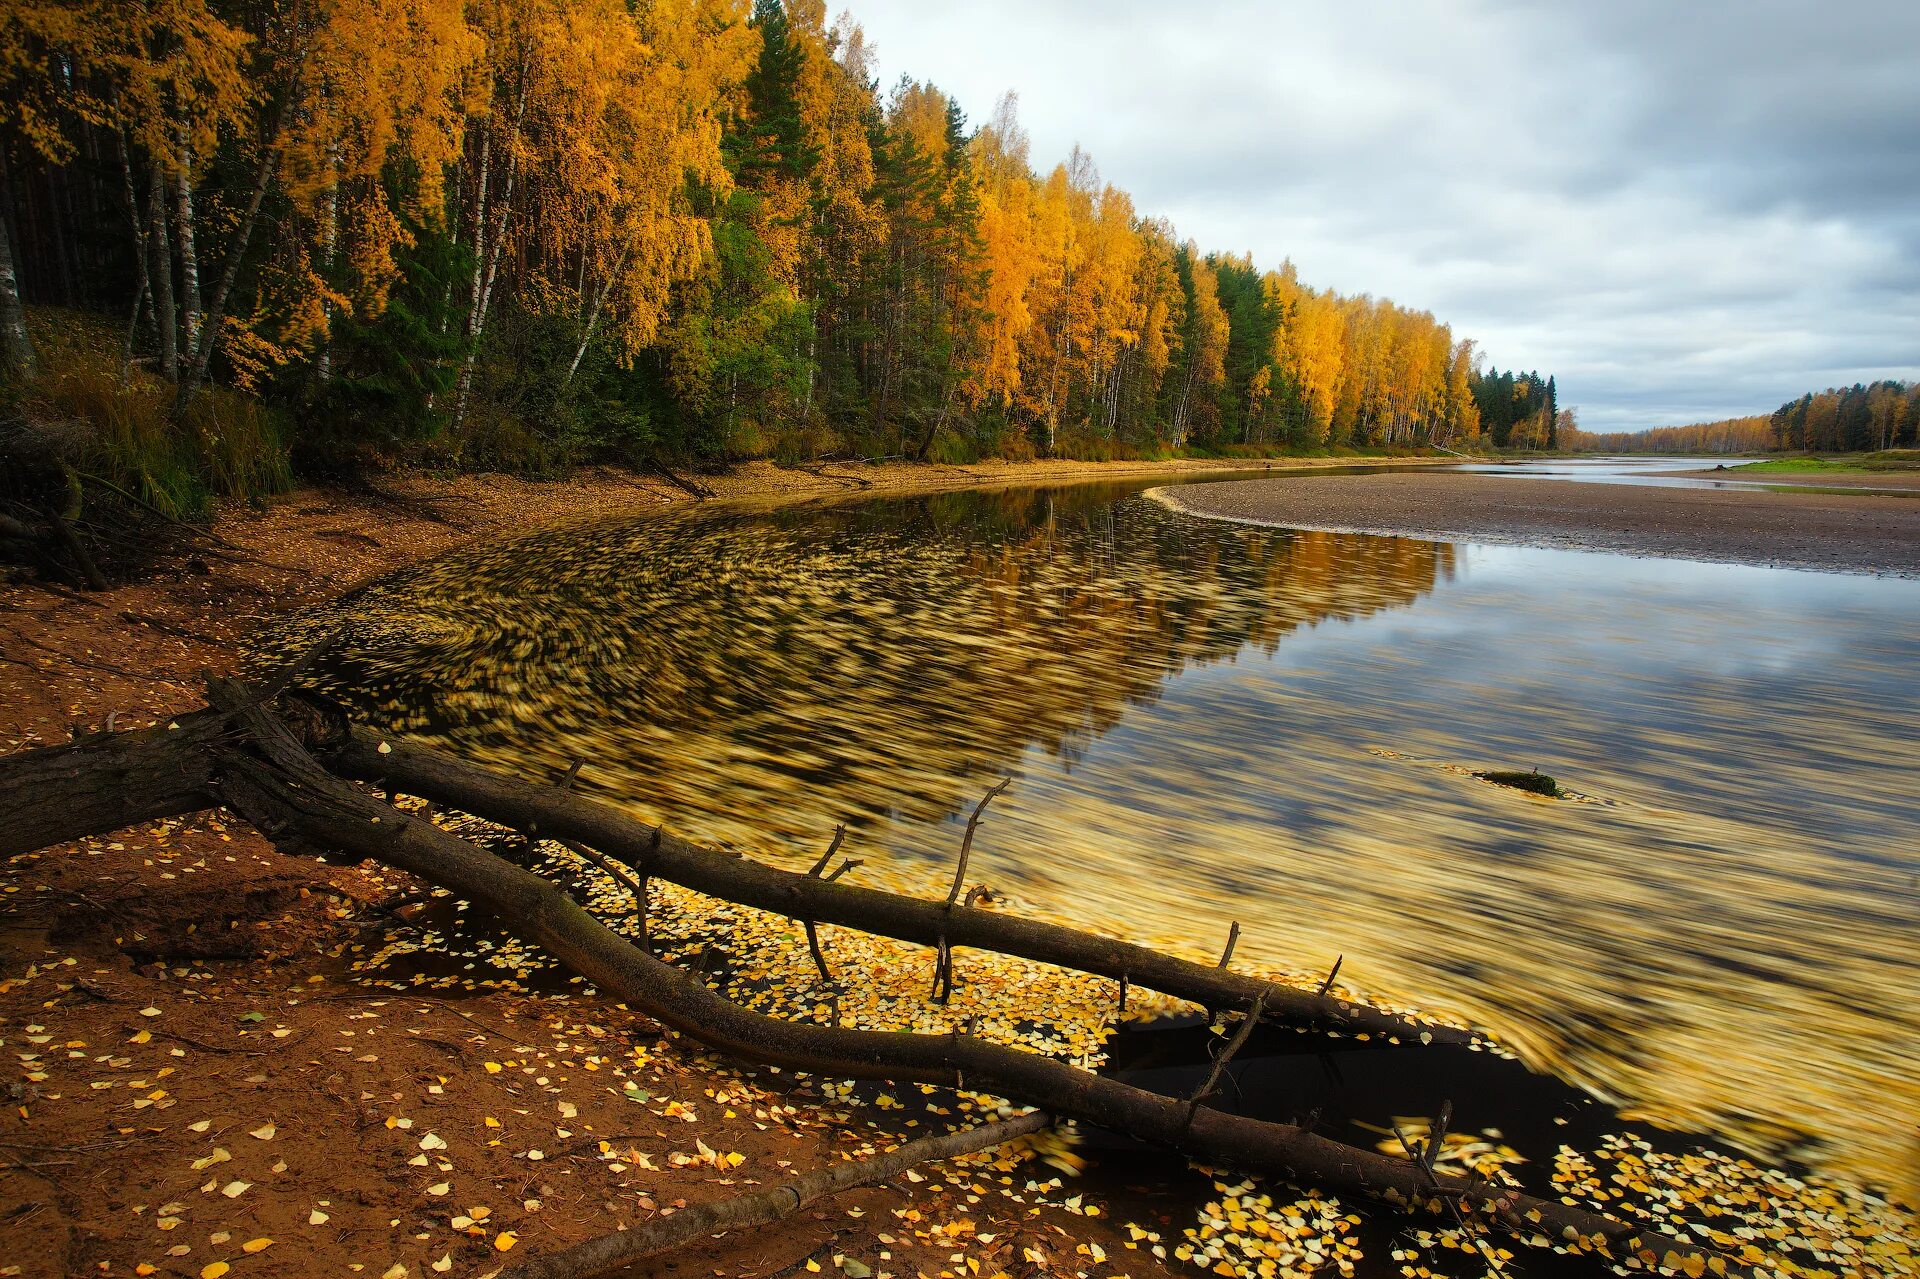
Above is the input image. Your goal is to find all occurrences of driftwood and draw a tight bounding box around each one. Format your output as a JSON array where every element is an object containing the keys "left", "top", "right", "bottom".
[
  {"left": 0, "top": 687, "right": 1746, "bottom": 1277},
  {"left": 500, "top": 1110, "right": 1052, "bottom": 1279}
]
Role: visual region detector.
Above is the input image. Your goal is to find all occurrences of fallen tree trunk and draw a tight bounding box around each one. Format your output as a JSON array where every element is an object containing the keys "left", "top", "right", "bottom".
[
  {"left": 326, "top": 727, "right": 1462, "bottom": 1046},
  {"left": 500, "top": 1110, "right": 1053, "bottom": 1279},
  {"left": 0, "top": 690, "right": 1743, "bottom": 1275},
  {"left": 0, "top": 698, "right": 1467, "bottom": 1047},
  {"left": 0, "top": 706, "right": 230, "bottom": 855}
]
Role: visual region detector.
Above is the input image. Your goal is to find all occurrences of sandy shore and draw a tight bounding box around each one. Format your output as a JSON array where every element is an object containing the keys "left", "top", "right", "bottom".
[{"left": 1150, "top": 471, "right": 1920, "bottom": 575}]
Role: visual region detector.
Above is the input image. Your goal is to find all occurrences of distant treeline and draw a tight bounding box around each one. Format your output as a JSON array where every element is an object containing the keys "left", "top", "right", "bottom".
[
  {"left": 1767, "top": 382, "right": 1916, "bottom": 453},
  {"left": 1569, "top": 381, "right": 1917, "bottom": 454},
  {"left": 1566, "top": 416, "right": 1774, "bottom": 455},
  {"left": 0, "top": 0, "right": 1552, "bottom": 499}
]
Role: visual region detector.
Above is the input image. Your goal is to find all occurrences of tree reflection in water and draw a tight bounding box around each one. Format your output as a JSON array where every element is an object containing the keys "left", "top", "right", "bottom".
[{"left": 288, "top": 478, "right": 1920, "bottom": 1205}]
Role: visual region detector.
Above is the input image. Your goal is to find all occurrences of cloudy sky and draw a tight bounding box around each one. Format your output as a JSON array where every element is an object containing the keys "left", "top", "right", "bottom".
[{"left": 846, "top": 0, "right": 1920, "bottom": 432}]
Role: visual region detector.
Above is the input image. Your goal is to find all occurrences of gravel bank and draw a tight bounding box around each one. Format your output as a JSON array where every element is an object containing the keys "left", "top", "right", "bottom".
[{"left": 1150, "top": 472, "right": 1920, "bottom": 575}]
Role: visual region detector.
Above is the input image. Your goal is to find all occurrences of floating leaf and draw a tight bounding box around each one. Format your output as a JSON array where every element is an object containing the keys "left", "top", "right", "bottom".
[
  {"left": 190, "top": 1148, "right": 231, "bottom": 1171},
  {"left": 241, "top": 1238, "right": 272, "bottom": 1254},
  {"left": 200, "top": 1264, "right": 229, "bottom": 1279},
  {"left": 249, "top": 1123, "right": 276, "bottom": 1141},
  {"left": 220, "top": 1180, "right": 250, "bottom": 1198},
  {"left": 308, "top": 1209, "right": 329, "bottom": 1225},
  {"left": 494, "top": 1231, "right": 518, "bottom": 1252}
]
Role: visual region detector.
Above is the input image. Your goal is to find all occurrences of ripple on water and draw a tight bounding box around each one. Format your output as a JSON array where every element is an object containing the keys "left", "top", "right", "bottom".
[{"left": 276, "top": 479, "right": 1920, "bottom": 1210}]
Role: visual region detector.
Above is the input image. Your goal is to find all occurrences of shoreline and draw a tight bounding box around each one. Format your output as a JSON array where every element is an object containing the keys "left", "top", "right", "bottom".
[
  {"left": 1149, "top": 471, "right": 1920, "bottom": 577},
  {"left": 1, "top": 455, "right": 1450, "bottom": 754},
  {"left": 0, "top": 453, "right": 1451, "bottom": 1279},
  {"left": 9, "top": 456, "right": 1912, "bottom": 1277}
]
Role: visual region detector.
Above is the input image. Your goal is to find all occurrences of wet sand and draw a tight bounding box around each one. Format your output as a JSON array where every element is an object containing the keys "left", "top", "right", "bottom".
[{"left": 1151, "top": 471, "right": 1920, "bottom": 575}]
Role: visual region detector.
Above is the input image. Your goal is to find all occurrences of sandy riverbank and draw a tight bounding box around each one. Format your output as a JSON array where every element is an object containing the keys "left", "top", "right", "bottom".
[{"left": 1151, "top": 471, "right": 1920, "bottom": 575}]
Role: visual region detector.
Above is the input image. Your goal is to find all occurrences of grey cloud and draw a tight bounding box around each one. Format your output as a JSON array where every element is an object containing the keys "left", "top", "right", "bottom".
[{"left": 850, "top": 0, "right": 1919, "bottom": 431}]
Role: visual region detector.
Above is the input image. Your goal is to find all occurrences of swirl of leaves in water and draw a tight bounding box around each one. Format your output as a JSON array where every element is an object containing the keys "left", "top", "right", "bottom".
[
  {"left": 291, "top": 488, "right": 1454, "bottom": 856},
  {"left": 274, "top": 483, "right": 1920, "bottom": 1213}
]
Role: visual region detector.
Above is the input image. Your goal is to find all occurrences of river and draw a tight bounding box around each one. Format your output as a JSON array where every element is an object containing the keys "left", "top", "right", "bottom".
[{"left": 289, "top": 468, "right": 1920, "bottom": 1214}]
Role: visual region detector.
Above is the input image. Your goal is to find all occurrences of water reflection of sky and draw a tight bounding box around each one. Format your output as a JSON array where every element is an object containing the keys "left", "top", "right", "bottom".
[
  {"left": 294, "top": 477, "right": 1920, "bottom": 1203},
  {"left": 1454, "top": 453, "right": 1915, "bottom": 495}
]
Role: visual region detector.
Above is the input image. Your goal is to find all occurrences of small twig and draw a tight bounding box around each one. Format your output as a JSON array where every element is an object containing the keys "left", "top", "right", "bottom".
[
  {"left": 1184, "top": 993, "right": 1266, "bottom": 1132},
  {"left": 823, "top": 858, "right": 861, "bottom": 883},
  {"left": 240, "top": 628, "right": 346, "bottom": 707},
  {"left": 410, "top": 1000, "right": 523, "bottom": 1043},
  {"left": 557, "top": 759, "right": 585, "bottom": 792},
  {"left": 0, "top": 625, "right": 192, "bottom": 686},
  {"left": 74, "top": 471, "right": 235, "bottom": 547},
  {"left": 807, "top": 825, "right": 847, "bottom": 877},
  {"left": 803, "top": 918, "right": 832, "bottom": 983},
  {"left": 48, "top": 512, "right": 109, "bottom": 591},
  {"left": 929, "top": 934, "right": 953, "bottom": 1004},
  {"left": 945, "top": 778, "right": 1011, "bottom": 909},
  {"left": 141, "top": 1025, "right": 311, "bottom": 1057},
  {"left": 556, "top": 835, "right": 657, "bottom": 956},
  {"left": 1422, "top": 1100, "right": 1453, "bottom": 1173},
  {"left": 1315, "top": 954, "right": 1344, "bottom": 998},
  {"left": 499, "top": 1111, "right": 1050, "bottom": 1279},
  {"left": 119, "top": 609, "right": 234, "bottom": 647},
  {"left": 1217, "top": 921, "right": 1241, "bottom": 969}
]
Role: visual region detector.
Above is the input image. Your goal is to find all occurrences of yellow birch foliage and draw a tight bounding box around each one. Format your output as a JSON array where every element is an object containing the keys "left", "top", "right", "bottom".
[
  {"left": 275, "top": 0, "right": 479, "bottom": 341},
  {"left": 515, "top": 0, "right": 751, "bottom": 362}
]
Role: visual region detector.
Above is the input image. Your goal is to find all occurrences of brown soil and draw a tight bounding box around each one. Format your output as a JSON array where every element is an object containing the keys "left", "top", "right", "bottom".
[
  {"left": 1151, "top": 471, "right": 1920, "bottom": 575},
  {"left": 6, "top": 458, "right": 1368, "bottom": 1279}
]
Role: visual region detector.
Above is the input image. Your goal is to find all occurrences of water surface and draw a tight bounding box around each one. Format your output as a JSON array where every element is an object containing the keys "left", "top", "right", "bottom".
[
  {"left": 1456, "top": 453, "right": 1917, "bottom": 496},
  {"left": 295, "top": 476, "right": 1920, "bottom": 1203}
]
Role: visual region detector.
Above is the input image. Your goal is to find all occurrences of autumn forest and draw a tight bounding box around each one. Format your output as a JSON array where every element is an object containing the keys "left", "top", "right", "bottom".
[{"left": 0, "top": 0, "right": 1563, "bottom": 501}]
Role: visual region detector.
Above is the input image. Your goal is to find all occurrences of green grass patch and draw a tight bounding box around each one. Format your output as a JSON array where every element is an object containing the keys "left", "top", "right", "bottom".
[
  {"left": 1737, "top": 451, "right": 1920, "bottom": 474},
  {"left": 1473, "top": 768, "right": 1563, "bottom": 798}
]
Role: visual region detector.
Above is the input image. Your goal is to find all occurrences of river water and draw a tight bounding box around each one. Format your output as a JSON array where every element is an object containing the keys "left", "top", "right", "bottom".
[{"left": 294, "top": 471, "right": 1920, "bottom": 1207}]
